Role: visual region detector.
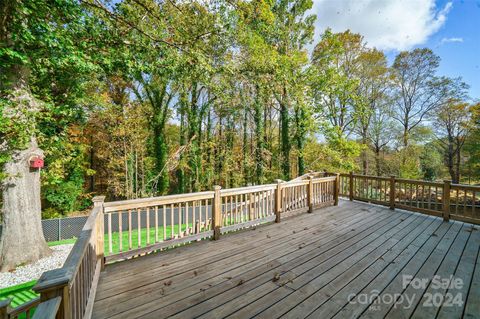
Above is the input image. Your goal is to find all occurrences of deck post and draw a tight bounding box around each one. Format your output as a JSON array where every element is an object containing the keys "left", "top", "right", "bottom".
[
  {"left": 443, "top": 180, "right": 451, "bottom": 222},
  {"left": 33, "top": 269, "right": 71, "bottom": 319},
  {"left": 349, "top": 172, "right": 354, "bottom": 201},
  {"left": 334, "top": 173, "right": 340, "bottom": 206},
  {"left": 0, "top": 299, "right": 12, "bottom": 319},
  {"left": 389, "top": 176, "right": 395, "bottom": 210},
  {"left": 212, "top": 185, "right": 222, "bottom": 240},
  {"left": 93, "top": 195, "right": 106, "bottom": 270},
  {"left": 275, "top": 180, "right": 282, "bottom": 222},
  {"left": 308, "top": 176, "right": 314, "bottom": 213}
]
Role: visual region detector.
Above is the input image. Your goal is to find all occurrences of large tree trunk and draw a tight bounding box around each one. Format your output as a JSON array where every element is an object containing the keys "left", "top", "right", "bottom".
[
  {"left": 280, "top": 87, "right": 290, "bottom": 180},
  {"left": 447, "top": 138, "right": 456, "bottom": 183},
  {"left": 362, "top": 136, "right": 368, "bottom": 175},
  {"left": 295, "top": 105, "right": 306, "bottom": 177},
  {"left": 242, "top": 105, "right": 249, "bottom": 186},
  {"left": 0, "top": 62, "right": 51, "bottom": 271},
  {"left": 375, "top": 146, "right": 381, "bottom": 177},
  {"left": 1, "top": 140, "right": 50, "bottom": 271},
  {"left": 254, "top": 87, "right": 264, "bottom": 185},
  {"left": 455, "top": 145, "right": 461, "bottom": 184}
]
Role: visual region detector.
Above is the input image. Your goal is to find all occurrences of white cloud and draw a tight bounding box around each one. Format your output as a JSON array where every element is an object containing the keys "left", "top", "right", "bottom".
[
  {"left": 440, "top": 37, "right": 464, "bottom": 44},
  {"left": 311, "top": 0, "right": 453, "bottom": 51}
]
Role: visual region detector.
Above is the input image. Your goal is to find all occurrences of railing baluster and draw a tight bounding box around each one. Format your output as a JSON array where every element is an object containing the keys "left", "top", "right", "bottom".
[
  {"left": 108, "top": 213, "right": 112, "bottom": 254},
  {"left": 415, "top": 184, "right": 419, "bottom": 208},
  {"left": 146, "top": 207, "right": 150, "bottom": 245},
  {"left": 186, "top": 202, "right": 189, "bottom": 235},
  {"left": 178, "top": 202, "right": 183, "bottom": 238},
  {"left": 128, "top": 209, "right": 132, "bottom": 250},
  {"left": 137, "top": 208, "right": 141, "bottom": 248},
  {"left": 263, "top": 191, "right": 266, "bottom": 217},
  {"left": 155, "top": 206, "right": 158, "bottom": 242},
  {"left": 234, "top": 195, "right": 238, "bottom": 222},
  {"left": 163, "top": 204, "right": 166, "bottom": 241},
  {"left": 443, "top": 180, "right": 451, "bottom": 221},
  {"left": 192, "top": 201, "right": 196, "bottom": 233},
  {"left": 456, "top": 189, "right": 459, "bottom": 215},
  {"left": 170, "top": 203, "right": 174, "bottom": 239},
  {"left": 119, "top": 211, "right": 123, "bottom": 252},
  {"left": 199, "top": 200, "right": 202, "bottom": 232},
  {"left": 472, "top": 191, "right": 476, "bottom": 218}
]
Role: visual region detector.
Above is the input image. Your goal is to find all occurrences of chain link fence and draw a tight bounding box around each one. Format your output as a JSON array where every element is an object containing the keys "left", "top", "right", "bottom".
[
  {"left": 0, "top": 216, "right": 89, "bottom": 242},
  {"left": 0, "top": 207, "right": 212, "bottom": 242}
]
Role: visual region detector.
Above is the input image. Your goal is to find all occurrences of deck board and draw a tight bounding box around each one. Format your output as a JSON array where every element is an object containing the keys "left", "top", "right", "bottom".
[{"left": 92, "top": 200, "right": 480, "bottom": 319}]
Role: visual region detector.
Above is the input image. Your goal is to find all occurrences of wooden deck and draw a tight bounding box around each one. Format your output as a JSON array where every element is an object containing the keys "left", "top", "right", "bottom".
[{"left": 91, "top": 200, "right": 480, "bottom": 319}]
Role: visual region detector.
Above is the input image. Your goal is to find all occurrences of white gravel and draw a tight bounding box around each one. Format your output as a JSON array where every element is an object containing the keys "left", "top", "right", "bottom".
[{"left": 0, "top": 244, "right": 73, "bottom": 289}]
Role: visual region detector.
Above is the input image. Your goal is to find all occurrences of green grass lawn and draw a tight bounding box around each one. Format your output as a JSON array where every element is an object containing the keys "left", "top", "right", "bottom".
[
  {"left": 47, "top": 238, "right": 77, "bottom": 246},
  {"left": 47, "top": 223, "right": 211, "bottom": 255},
  {"left": 104, "top": 223, "right": 199, "bottom": 255},
  {"left": 49, "top": 218, "right": 248, "bottom": 255}
]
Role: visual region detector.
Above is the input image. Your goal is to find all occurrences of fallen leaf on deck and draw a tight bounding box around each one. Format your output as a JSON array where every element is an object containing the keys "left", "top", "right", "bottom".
[{"left": 272, "top": 273, "right": 280, "bottom": 282}]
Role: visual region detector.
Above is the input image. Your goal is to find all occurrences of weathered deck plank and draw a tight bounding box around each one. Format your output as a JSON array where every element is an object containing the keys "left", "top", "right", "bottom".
[{"left": 91, "top": 200, "right": 480, "bottom": 319}]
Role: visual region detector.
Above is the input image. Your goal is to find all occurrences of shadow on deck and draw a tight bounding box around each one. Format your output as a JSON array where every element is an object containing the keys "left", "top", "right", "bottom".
[{"left": 92, "top": 200, "right": 480, "bottom": 319}]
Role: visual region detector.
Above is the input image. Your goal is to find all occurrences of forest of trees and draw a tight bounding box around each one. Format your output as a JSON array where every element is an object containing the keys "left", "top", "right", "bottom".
[{"left": 2, "top": 0, "right": 479, "bottom": 220}]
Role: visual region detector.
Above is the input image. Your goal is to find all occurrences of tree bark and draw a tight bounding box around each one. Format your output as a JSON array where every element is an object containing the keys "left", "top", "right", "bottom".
[
  {"left": 375, "top": 146, "right": 381, "bottom": 177},
  {"left": 447, "top": 137, "right": 456, "bottom": 183},
  {"left": 1, "top": 140, "right": 51, "bottom": 271},
  {"left": 455, "top": 144, "right": 461, "bottom": 184},
  {"left": 0, "top": 64, "right": 51, "bottom": 270},
  {"left": 280, "top": 87, "right": 290, "bottom": 180},
  {"left": 294, "top": 106, "right": 306, "bottom": 176},
  {"left": 254, "top": 86, "right": 264, "bottom": 184},
  {"left": 242, "top": 105, "right": 249, "bottom": 185}
]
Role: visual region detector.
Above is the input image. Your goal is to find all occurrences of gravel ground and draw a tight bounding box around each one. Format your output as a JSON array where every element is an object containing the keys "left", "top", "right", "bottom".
[{"left": 0, "top": 244, "right": 73, "bottom": 289}]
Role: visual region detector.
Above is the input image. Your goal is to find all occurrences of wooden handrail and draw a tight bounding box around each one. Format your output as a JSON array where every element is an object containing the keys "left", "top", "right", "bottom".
[
  {"left": 25, "top": 172, "right": 478, "bottom": 319},
  {"left": 32, "top": 297, "right": 61, "bottom": 319},
  {"left": 0, "top": 297, "right": 40, "bottom": 319},
  {"left": 451, "top": 183, "right": 480, "bottom": 191},
  {"left": 33, "top": 197, "right": 105, "bottom": 319},
  {"left": 29, "top": 174, "right": 343, "bottom": 318},
  {"left": 333, "top": 172, "right": 480, "bottom": 225},
  {"left": 221, "top": 184, "right": 276, "bottom": 196},
  {"left": 104, "top": 191, "right": 215, "bottom": 212}
]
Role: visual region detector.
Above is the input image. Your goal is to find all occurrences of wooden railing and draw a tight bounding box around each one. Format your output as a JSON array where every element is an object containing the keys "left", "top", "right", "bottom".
[
  {"left": 0, "top": 297, "right": 40, "bottom": 319},
  {"left": 332, "top": 172, "right": 480, "bottom": 225},
  {"left": 28, "top": 175, "right": 339, "bottom": 318},
  {"left": 101, "top": 191, "right": 215, "bottom": 263},
  {"left": 101, "top": 176, "right": 338, "bottom": 263},
  {"left": 24, "top": 171, "right": 480, "bottom": 318},
  {"left": 450, "top": 183, "right": 480, "bottom": 224},
  {"left": 219, "top": 184, "right": 277, "bottom": 233},
  {"left": 32, "top": 196, "right": 105, "bottom": 319}
]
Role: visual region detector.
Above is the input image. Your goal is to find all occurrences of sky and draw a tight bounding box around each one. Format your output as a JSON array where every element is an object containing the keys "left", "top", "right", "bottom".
[{"left": 310, "top": 0, "right": 480, "bottom": 100}]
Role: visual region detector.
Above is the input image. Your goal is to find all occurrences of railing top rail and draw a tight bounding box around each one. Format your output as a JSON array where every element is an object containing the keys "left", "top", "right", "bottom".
[
  {"left": 289, "top": 172, "right": 317, "bottom": 181},
  {"left": 103, "top": 191, "right": 215, "bottom": 212},
  {"left": 31, "top": 296, "right": 61, "bottom": 319},
  {"left": 282, "top": 180, "right": 310, "bottom": 187},
  {"left": 34, "top": 206, "right": 101, "bottom": 292},
  {"left": 220, "top": 184, "right": 277, "bottom": 196},
  {"left": 312, "top": 176, "right": 337, "bottom": 183},
  {"left": 451, "top": 183, "right": 480, "bottom": 191},
  {"left": 394, "top": 178, "right": 443, "bottom": 186},
  {"left": 8, "top": 297, "right": 40, "bottom": 317},
  {"left": 350, "top": 174, "right": 390, "bottom": 181}
]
